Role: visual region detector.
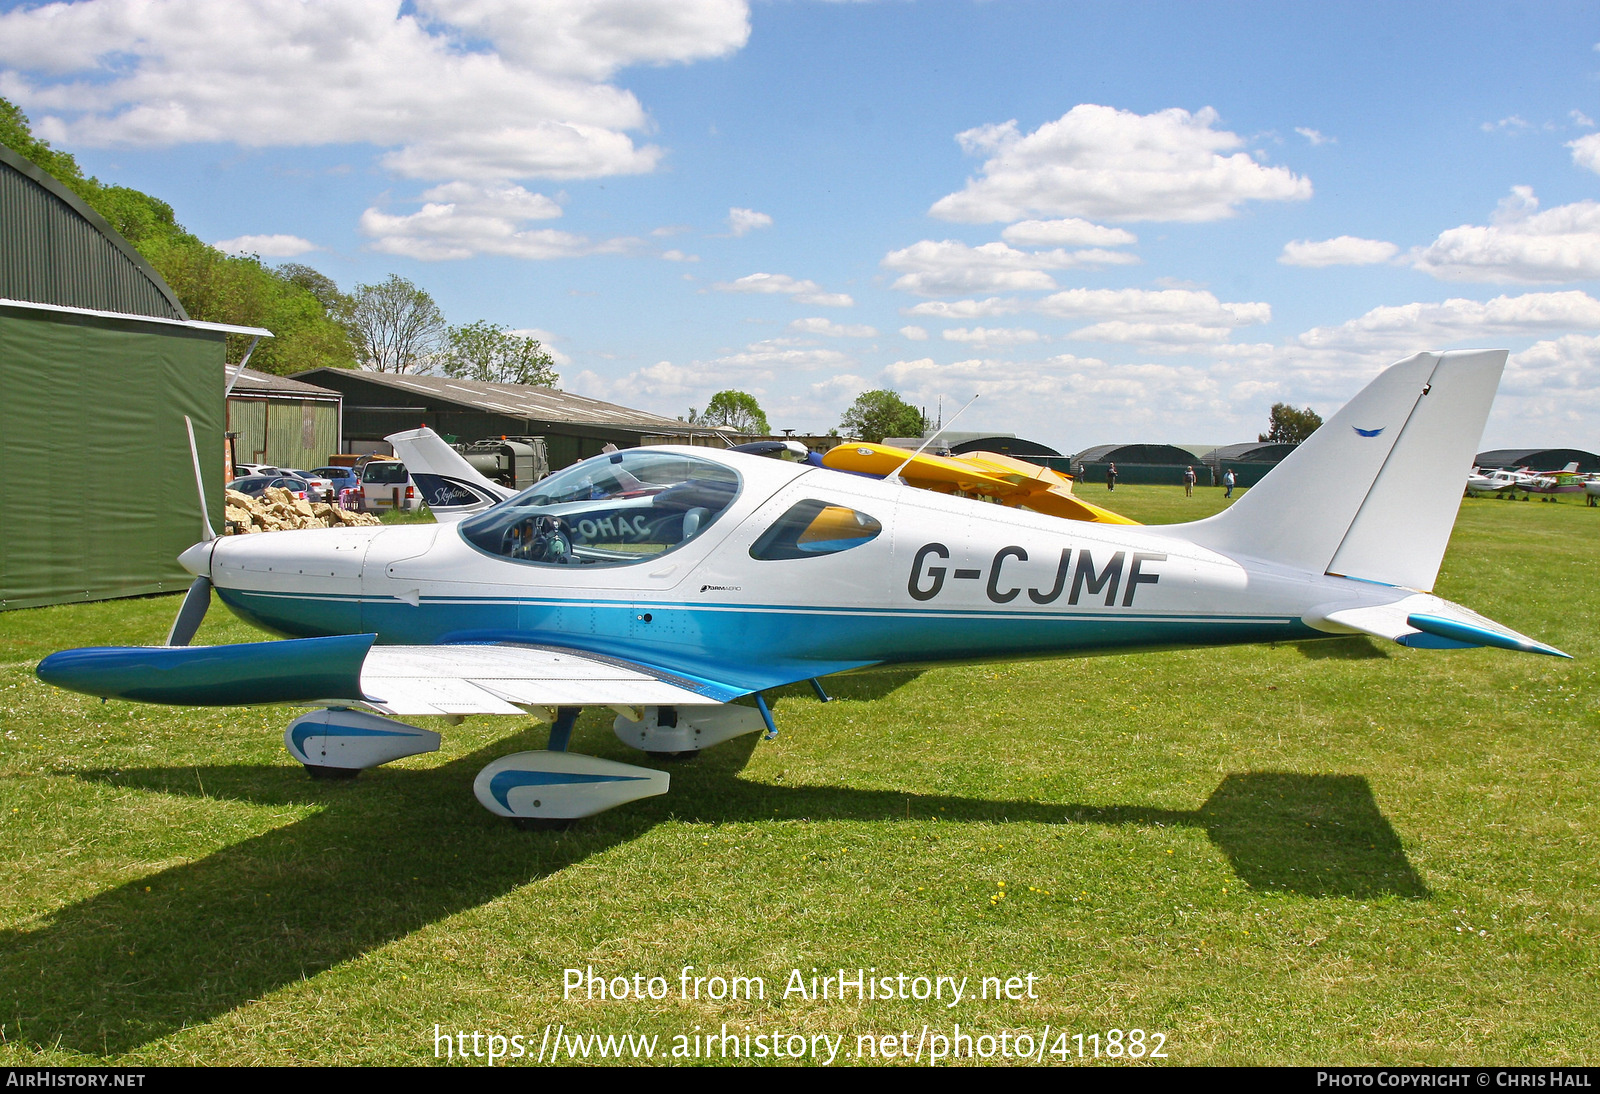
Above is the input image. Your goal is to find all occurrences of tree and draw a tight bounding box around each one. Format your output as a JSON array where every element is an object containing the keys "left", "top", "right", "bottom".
[
  {"left": 278, "top": 262, "right": 350, "bottom": 317},
  {"left": 700, "top": 390, "right": 770, "bottom": 434},
  {"left": 437, "top": 321, "right": 560, "bottom": 387},
  {"left": 1259, "top": 402, "right": 1324, "bottom": 444},
  {"left": 840, "top": 390, "right": 926, "bottom": 443},
  {"left": 348, "top": 275, "right": 447, "bottom": 373}
]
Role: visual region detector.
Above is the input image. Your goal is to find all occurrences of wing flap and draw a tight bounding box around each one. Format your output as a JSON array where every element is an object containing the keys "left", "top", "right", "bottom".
[{"left": 359, "top": 642, "right": 740, "bottom": 715}]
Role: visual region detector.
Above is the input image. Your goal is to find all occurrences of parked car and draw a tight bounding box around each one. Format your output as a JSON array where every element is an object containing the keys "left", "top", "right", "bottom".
[
  {"left": 227, "top": 474, "right": 311, "bottom": 502},
  {"left": 312, "top": 465, "right": 360, "bottom": 498},
  {"left": 285, "top": 468, "right": 336, "bottom": 502},
  {"left": 356, "top": 458, "right": 421, "bottom": 512}
]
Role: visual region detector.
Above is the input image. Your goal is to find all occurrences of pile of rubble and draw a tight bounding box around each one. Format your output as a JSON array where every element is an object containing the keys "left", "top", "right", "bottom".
[{"left": 225, "top": 486, "right": 382, "bottom": 534}]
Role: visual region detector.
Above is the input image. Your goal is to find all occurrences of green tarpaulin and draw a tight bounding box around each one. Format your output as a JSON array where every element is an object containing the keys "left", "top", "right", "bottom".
[{"left": 0, "top": 305, "right": 225, "bottom": 609}]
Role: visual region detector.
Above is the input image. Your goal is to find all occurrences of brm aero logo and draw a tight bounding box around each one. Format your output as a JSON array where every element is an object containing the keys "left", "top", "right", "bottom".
[
  {"left": 1352, "top": 426, "right": 1385, "bottom": 438},
  {"left": 907, "top": 543, "right": 1165, "bottom": 607}
]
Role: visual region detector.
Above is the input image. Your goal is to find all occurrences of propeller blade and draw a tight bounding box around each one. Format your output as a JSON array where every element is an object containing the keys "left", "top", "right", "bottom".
[
  {"left": 185, "top": 415, "right": 216, "bottom": 543},
  {"left": 165, "top": 576, "right": 213, "bottom": 647}
]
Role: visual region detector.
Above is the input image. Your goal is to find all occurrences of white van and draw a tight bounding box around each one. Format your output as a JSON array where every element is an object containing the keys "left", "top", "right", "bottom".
[{"left": 356, "top": 458, "right": 422, "bottom": 512}]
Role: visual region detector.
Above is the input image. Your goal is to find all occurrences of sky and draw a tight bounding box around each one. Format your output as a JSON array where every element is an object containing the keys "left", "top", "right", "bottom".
[{"left": 3, "top": 0, "right": 1600, "bottom": 452}]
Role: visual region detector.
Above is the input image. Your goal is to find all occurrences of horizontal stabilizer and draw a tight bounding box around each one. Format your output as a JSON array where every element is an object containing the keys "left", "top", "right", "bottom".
[{"left": 1306, "top": 594, "right": 1567, "bottom": 657}]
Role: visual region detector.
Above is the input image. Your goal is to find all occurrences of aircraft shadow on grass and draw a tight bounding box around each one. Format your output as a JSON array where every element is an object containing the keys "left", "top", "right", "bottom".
[{"left": 3, "top": 723, "right": 1424, "bottom": 1056}]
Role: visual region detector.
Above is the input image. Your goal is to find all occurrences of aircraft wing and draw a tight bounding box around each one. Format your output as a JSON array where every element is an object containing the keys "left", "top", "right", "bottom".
[
  {"left": 359, "top": 643, "right": 742, "bottom": 715},
  {"left": 36, "top": 635, "right": 749, "bottom": 714},
  {"left": 1305, "top": 593, "right": 1568, "bottom": 657}
]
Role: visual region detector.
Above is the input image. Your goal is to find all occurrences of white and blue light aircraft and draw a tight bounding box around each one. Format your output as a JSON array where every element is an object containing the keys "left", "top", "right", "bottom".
[{"left": 37, "top": 350, "right": 1566, "bottom": 825}]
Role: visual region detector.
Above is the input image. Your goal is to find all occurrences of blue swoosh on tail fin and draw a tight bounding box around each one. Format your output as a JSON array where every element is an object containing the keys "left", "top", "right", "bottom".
[{"left": 1352, "top": 426, "right": 1385, "bottom": 437}]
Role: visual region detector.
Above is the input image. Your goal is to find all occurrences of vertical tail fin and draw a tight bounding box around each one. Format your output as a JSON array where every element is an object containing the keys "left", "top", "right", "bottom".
[
  {"left": 1175, "top": 349, "right": 1506, "bottom": 591},
  {"left": 385, "top": 427, "right": 514, "bottom": 522}
]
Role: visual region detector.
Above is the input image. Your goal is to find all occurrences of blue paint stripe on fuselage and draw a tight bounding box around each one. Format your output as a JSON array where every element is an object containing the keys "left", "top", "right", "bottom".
[{"left": 215, "top": 588, "right": 1316, "bottom": 693}]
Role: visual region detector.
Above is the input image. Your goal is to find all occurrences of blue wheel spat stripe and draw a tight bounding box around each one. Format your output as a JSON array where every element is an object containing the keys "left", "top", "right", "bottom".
[
  {"left": 490, "top": 769, "right": 650, "bottom": 811},
  {"left": 290, "top": 722, "right": 416, "bottom": 754}
]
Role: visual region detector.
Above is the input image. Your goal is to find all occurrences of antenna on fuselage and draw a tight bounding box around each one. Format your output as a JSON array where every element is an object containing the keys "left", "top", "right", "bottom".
[{"left": 886, "top": 393, "right": 978, "bottom": 483}]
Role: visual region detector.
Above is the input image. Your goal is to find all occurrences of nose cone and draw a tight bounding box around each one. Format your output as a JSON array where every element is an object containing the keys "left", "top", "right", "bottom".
[{"left": 179, "top": 540, "right": 214, "bottom": 578}]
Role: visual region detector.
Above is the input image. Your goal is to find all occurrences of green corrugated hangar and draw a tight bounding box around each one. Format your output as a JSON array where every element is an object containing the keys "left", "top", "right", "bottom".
[{"left": 0, "top": 144, "right": 270, "bottom": 609}]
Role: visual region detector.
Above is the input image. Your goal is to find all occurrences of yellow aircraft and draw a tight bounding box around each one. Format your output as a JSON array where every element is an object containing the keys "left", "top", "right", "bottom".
[{"left": 821, "top": 442, "right": 1139, "bottom": 525}]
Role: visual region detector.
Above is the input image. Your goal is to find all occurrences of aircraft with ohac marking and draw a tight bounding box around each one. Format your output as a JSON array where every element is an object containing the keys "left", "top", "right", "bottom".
[{"left": 36, "top": 350, "right": 1566, "bottom": 825}]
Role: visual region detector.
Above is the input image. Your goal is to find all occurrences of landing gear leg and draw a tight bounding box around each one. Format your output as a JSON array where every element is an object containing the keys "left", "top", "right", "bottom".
[{"left": 547, "top": 705, "right": 581, "bottom": 751}]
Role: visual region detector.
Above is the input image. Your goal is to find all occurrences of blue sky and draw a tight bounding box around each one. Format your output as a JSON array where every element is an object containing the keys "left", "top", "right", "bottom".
[{"left": 4, "top": 0, "right": 1600, "bottom": 451}]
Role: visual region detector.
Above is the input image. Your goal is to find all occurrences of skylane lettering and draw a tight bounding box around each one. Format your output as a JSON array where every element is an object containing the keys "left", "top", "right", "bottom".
[{"left": 908, "top": 542, "right": 1165, "bottom": 607}]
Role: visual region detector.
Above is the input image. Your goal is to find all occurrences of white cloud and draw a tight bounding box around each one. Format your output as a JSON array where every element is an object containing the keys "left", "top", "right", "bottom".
[
  {"left": 1482, "top": 115, "right": 1532, "bottom": 134},
  {"left": 661, "top": 249, "right": 699, "bottom": 262},
  {"left": 811, "top": 373, "right": 872, "bottom": 399},
  {"left": 929, "top": 104, "right": 1312, "bottom": 223},
  {"left": 212, "top": 233, "right": 318, "bottom": 257},
  {"left": 941, "top": 326, "right": 1043, "bottom": 347},
  {"left": 727, "top": 207, "right": 773, "bottom": 235},
  {"left": 1570, "top": 133, "right": 1600, "bottom": 174},
  {"left": 0, "top": 0, "right": 749, "bottom": 180},
  {"left": 1295, "top": 127, "right": 1334, "bottom": 146},
  {"left": 899, "top": 325, "right": 929, "bottom": 341},
  {"left": 880, "top": 353, "right": 1231, "bottom": 440},
  {"left": 902, "top": 297, "right": 1024, "bottom": 319},
  {"left": 1069, "top": 321, "right": 1237, "bottom": 348},
  {"left": 790, "top": 317, "right": 877, "bottom": 338},
  {"left": 1409, "top": 187, "right": 1600, "bottom": 283},
  {"left": 1279, "top": 236, "right": 1400, "bottom": 267},
  {"left": 570, "top": 360, "right": 711, "bottom": 405},
  {"left": 901, "top": 287, "right": 1268, "bottom": 348},
  {"left": 711, "top": 272, "right": 854, "bottom": 307},
  {"left": 1000, "top": 218, "right": 1137, "bottom": 247},
  {"left": 510, "top": 327, "right": 572, "bottom": 369},
  {"left": 881, "top": 238, "right": 1136, "bottom": 296},
  {"left": 359, "top": 181, "right": 637, "bottom": 260},
  {"left": 710, "top": 339, "right": 854, "bottom": 371},
  {"left": 1570, "top": 110, "right": 1595, "bottom": 129},
  {"left": 1037, "top": 287, "right": 1271, "bottom": 326},
  {"left": 1296, "top": 291, "right": 1600, "bottom": 352}
]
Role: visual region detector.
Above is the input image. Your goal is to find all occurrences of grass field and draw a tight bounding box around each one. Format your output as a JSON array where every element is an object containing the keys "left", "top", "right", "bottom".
[{"left": 0, "top": 486, "right": 1596, "bottom": 1066}]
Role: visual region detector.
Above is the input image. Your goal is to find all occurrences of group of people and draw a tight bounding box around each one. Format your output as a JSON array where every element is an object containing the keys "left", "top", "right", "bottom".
[{"left": 1105, "top": 463, "right": 1237, "bottom": 497}]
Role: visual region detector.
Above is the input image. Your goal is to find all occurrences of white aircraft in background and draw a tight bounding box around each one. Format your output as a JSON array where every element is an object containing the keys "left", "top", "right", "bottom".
[
  {"left": 37, "top": 350, "right": 1565, "bottom": 826},
  {"left": 1465, "top": 468, "right": 1521, "bottom": 496}
]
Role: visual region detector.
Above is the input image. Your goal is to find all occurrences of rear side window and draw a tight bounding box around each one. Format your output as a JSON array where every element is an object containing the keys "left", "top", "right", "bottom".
[
  {"left": 363, "top": 462, "right": 409, "bottom": 484},
  {"left": 751, "top": 500, "right": 882, "bottom": 560}
]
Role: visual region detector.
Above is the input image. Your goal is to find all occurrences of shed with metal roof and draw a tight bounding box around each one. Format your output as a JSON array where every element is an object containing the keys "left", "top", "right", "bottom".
[
  {"left": 1203, "top": 441, "right": 1298, "bottom": 487},
  {"left": 1071, "top": 443, "right": 1214, "bottom": 486},
  {"left": 226, "top": 366, "right": 343, "bottom": 475},
  {"left": 293, "top": 368, "right": 727, "bottom": 470},
  {"left": 1474, "top": 448, "right": 1600, "bottom": 474}
]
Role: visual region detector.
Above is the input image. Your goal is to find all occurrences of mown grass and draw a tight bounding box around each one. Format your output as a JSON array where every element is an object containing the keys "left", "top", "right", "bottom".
[{"left": 0, "top": 485, "right": 1595, "bottom": 1065}]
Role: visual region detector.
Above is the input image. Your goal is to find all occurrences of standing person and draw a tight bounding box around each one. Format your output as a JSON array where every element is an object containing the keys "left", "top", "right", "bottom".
[
  {"left": 1224, "top": 468, "right": 1236, "bottom": 498},
  {"left": 1106, "top": 462, "right": 1117, "bottom": 491},
  {"left": 1183, "top": 465, "right": 1196, "bottom": 497}
]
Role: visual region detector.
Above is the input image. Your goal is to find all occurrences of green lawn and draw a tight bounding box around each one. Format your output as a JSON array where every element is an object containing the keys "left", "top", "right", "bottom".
[{"left": 0, "top": 486, "right": 1595, "bottom": 1065}]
